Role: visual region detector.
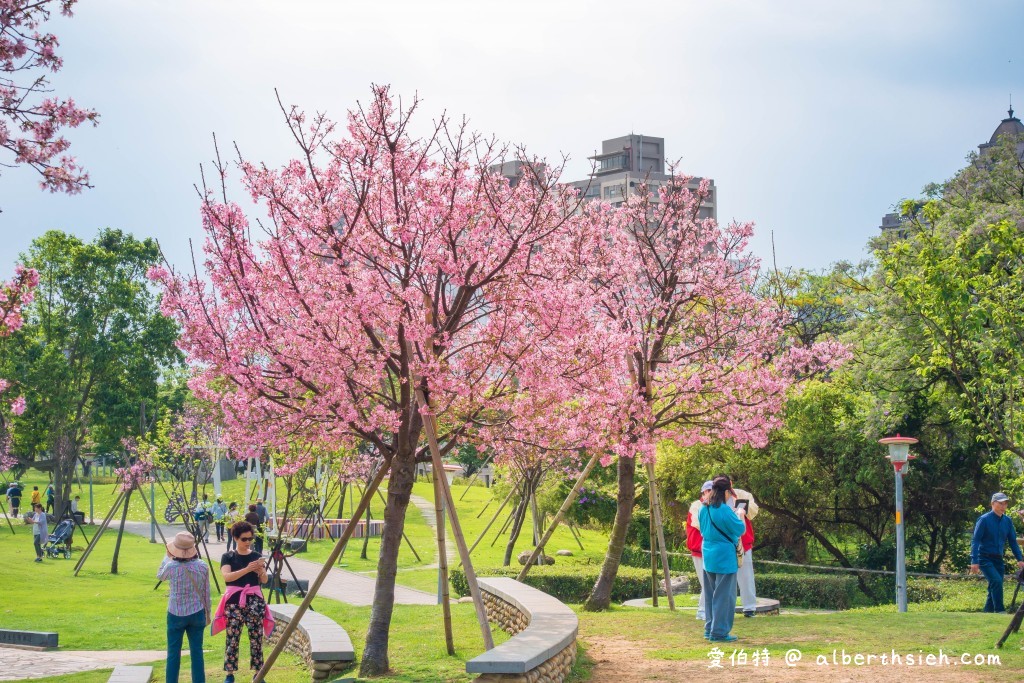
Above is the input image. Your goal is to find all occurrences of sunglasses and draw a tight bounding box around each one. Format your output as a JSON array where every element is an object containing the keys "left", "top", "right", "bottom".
[{"left": 238, "top": 536, "right": 254, "bottom": 542}]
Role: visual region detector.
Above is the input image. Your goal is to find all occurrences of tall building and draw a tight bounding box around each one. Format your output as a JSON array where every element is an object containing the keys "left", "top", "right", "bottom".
[
  {"left": 566, "top": 134, "right": 717, "bottom": 220},
  {"left": 880, "top": 107, "right": 1024, "bottom": 235}
]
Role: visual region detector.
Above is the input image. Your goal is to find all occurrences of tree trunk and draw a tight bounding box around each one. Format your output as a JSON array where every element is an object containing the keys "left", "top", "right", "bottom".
[
  {"left": 502, "top": 482, "right": 530, "bottom": 567},
  {"left": 111, "top": 488, "right": 132, "bottom": 574},
  {"left": 337, "top": 483, "right": 347, "bottom": 519},
  {"left": 584, "top": 455, "right": 636, "bottom": 611},
  {"left": 359, "top": 448, "right": 415, "bottom": 677}
]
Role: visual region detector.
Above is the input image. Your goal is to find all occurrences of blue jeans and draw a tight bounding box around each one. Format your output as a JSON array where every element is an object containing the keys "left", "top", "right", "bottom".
[
  {"left": 166, "top": 610, "right": 206, "bottom": 682},
  {"left": 979, "top": 559, "right": 1005, "bottom": 613},
  {"left": 703, "top": 570, "right": 738, "bottom": 639}
]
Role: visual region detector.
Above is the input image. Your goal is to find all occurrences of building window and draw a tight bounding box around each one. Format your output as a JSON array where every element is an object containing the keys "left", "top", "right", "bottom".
[{"left": 599, "top": 155, "right": 627, "bottom": 172}]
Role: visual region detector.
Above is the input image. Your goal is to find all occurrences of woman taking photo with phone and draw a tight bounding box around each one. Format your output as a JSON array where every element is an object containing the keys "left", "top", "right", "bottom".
[
  {"left": 212, "top": 521, "right": 273, "bottom": 683},
  {"left": 698, "top": 475, "right": 746, "bottom": 642}
]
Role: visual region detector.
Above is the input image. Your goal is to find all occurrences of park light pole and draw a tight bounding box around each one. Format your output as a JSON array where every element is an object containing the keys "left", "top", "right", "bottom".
[{"left": 879, "top": 434, "right": 918, "bottom": 613}]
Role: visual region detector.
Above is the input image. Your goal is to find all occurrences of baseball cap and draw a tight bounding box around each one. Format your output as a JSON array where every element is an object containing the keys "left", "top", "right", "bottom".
[
  {"left": 992, "top": 492, "right": 1010, "bottom": 503},
  {"left": 701, "top": 480, "right": 714, "bottom": 492}
]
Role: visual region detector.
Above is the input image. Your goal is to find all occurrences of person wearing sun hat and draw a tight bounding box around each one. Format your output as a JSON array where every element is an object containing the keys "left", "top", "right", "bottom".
[
  {"left": 970, "top": 492, "right": 1024, "bottom": 613},
  {"left": 158, "top": 531, "right": 211, "bottom": 682}
]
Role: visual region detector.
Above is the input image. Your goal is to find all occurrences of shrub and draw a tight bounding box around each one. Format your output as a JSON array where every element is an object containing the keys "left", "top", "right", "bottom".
[
  {"left": 689, "top": 573, "right": 859, "bottom": 610},
  {"left": 450, "top": 564, "right": 652, "bottom": 603},
  {"left": 620, "top": 545, "right": 695, "bottom": 573}
]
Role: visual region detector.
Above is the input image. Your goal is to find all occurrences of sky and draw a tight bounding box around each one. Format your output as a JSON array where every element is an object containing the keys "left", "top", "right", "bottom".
[{"left": 1, "top": 0, "right": 1022, "bottom": 274}]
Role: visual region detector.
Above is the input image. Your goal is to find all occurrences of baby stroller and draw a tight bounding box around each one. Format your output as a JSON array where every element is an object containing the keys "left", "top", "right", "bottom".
[{"left": 44, "top": 519, "right": 75, "bottom": 559}]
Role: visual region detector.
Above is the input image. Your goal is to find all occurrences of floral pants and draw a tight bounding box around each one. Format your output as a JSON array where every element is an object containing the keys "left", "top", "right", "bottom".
[{"left": 223, "top": 597, "right": 265, "bottom": 673}]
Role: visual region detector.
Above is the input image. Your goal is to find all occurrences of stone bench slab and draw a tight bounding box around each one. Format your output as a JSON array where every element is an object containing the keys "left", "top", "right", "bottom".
[
  {"left": 466, "top": 577, "right": 578, "bottom": 675},
  {"left": 0, "top": 629, "right": 58, "bottom": 648},
  {"left": 107, "top": 665, "right": 153, "bottom": 683},
  {"left": 268, "top": 603, "right": 355, "bottom": 662}
]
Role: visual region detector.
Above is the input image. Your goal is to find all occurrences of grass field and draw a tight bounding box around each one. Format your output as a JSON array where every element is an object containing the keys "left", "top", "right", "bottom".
[
  {"left": 3, "top": 468, "right": 610, "bottom": 595},
  {"left": 7, "top": 469, "right": 1024, "bottom": 682}
]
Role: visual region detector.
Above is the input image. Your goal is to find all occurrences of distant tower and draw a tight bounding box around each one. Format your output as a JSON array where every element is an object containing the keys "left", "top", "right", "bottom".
[{"left": 977, "top": 102, "right": 1024, "bottom": 157}]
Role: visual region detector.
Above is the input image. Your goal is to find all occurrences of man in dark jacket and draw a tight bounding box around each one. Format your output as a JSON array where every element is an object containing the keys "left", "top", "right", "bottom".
[{"left": 970, "top": 492, "right": 1024, "bottom": 613}]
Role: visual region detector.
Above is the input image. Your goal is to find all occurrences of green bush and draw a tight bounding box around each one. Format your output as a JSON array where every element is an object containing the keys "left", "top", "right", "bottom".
[
  {"left": 620, "top": 545, "right": 695, "bottom": 573},
  {"left": 450, "top": 564, "right": 652, "bottom": 603},
  {"left": 687, "top": 573, "right": 859, "bottom": 610}
]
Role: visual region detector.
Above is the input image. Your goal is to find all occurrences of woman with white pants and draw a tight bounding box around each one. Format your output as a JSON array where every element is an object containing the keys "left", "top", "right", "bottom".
[{"left": 731, "top": 487, "right": 759, "bottom": 617}]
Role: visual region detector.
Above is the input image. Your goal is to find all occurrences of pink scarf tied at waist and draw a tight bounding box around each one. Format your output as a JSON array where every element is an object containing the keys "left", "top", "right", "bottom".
[{"left": 211, "top": 584, "right": 275, "bottom": 637}]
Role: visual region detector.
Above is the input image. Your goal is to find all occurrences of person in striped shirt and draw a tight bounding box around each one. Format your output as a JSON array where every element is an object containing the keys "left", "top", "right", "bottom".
[{"left": 158, "top": 532, "right": 211, "bottom": 683}]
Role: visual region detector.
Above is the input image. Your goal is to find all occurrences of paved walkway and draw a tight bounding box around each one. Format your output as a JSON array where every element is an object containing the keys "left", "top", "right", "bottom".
[
  {"left": 119, "top": 519, "right": 439, "bottom": 606},
  {"left": 0, "top": 647, "right": 165, "bottom": 681},
  {"left": 408, "top": 492, "right": 455, "bottom": 568}
]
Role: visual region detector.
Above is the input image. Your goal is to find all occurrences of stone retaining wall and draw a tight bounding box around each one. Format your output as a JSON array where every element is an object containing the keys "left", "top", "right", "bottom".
[
  {"left": 265, "top": 615, "right": 351, "bottom": 682},
  {"left": 473, "top": 591, "right": 576, "bottom": 683}
]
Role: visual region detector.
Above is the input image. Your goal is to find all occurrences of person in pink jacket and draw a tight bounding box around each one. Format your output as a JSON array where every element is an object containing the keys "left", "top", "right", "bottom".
[{"left": 214, "top": 521, "right": 272, "bottom": 683}]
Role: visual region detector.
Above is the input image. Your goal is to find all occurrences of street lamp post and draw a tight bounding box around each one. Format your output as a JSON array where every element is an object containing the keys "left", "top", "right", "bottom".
[{"left": 879, "top": 434, "right": 918, "bottom": 613}]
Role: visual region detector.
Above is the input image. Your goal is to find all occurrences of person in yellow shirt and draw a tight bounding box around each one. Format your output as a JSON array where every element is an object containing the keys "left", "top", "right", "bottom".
[{"left": 30, "top": 486, "right": 42, "bottom": 507}]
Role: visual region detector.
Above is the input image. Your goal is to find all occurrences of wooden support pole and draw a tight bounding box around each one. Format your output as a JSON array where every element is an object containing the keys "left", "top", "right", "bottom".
[
  {"left": 516, "top": 451, "right": 600, "bottom": 582},
  {"left": 433, "top": 452, "right": 455, "bottom": 655},
  {"left": 567, "top": 522, "right": 585, "bottom": 551},
  {"left": 468, "top": 484, "right": 517, "bottom": 554},
  {"left": 650, "top": 484, "right": 658, "bottom": 607},
  {"left": 646, "top": 461, "right": 675, "bottom": 611},
  {"left": 459, "top": 452, "right": 495, "bottom": 500},
  {"left": 252, "top": 460, "right": 391, "bottom": 683},
  {"left": 416, "top": 390, "right": 494, "bottom": 651},
  {"left": 74, "top": 488, "right": 127, "bottom": 575}
]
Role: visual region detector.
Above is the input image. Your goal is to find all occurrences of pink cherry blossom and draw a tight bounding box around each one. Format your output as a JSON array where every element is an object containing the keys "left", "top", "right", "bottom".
[
  {"left": 1, "top": 0, "right": 98, "bottom": 196},
  {"left": 9, "top": 395, "right": 25, "bottom": 415}
]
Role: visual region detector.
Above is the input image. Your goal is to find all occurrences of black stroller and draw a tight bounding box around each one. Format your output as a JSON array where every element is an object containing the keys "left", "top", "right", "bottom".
[{"left": 43, "top": 519, "right": 75, "bottom": 559}]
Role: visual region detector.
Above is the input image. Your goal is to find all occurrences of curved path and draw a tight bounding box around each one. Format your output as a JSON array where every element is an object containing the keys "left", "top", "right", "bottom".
[{"left": 119, "top": 519, "right": 438, "bottom": 606}]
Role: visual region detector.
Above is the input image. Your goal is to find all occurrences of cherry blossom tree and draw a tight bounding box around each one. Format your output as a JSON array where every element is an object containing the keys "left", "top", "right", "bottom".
[
  {"left": 0, "top": 265, "right": 37, "bottom": 473},
  {"left": 563, "top": 178, "right": 848, "bottom": 611},
  {"left": 151, "top": 87, "right": 615, "bottom": 675},
  {"left": 1, "top": 0, "right": 97, "bottom": 198}
]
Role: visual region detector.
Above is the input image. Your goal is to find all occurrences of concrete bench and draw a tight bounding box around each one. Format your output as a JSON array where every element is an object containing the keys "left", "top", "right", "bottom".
[
  {"left": 266, "top": 603, "right": 354, "bottom": 682},
  {"left": 466, "top": 577, "right": 577, "bottom": 683},
  {"left": 107, "top": 666, "right": 152, "bottom": 683}
]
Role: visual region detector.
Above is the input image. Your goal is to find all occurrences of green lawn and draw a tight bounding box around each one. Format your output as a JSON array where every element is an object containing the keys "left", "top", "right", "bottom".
[
  {"left": 4, "top": 503, "right": 1023, "bottom": 682},
  {"left": 0, "top": 526, "right": 513, "bottom": 682}
]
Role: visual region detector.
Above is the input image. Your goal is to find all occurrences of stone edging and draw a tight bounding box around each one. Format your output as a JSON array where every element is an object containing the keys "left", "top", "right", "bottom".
[
  {"left": 265, "top": 604, "right": 354, "bottom": 682},
  {"left": 466, "top": 577, "right": 578, "bottom": 683}
]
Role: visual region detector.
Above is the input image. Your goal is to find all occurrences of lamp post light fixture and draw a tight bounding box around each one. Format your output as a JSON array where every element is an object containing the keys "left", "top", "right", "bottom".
[{"left": 879, "top": 434, "right": 918, "bottom": 613}]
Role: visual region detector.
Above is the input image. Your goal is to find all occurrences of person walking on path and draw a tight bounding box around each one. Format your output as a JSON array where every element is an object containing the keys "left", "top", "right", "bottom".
[
  {"left": 44, "top": 484, "right": 55, "bottom": 513},
  {"left": 31, "top": 503, "right": 48, "bottom": 562},
  {"left": 254, "top": 498, "right": 268, "bottom": 526},
  {"left": 686, "top": 481, "right": 714, "bottom": 621},
  {"left": 698, "top": 476, "right": 746, "bottom": 642},
  {"left": 5, "top": 481, "right": 22, "bottom": 516},
  {"left": 224, "top": 503, "right": 239, "bottom": 552},
  {"left": 194, "top": 494, "right": 213, "bottom": 542},
  {"left": 731, "top": 486, "right": 760, "bottom": 617},
  {"left": 158, "top": 532, "right": 211, "bottom": 683},
  {"left": 213, "top": 521, "right": 272, "bottom": 683},
  {"left": 212, "top": 498, "right": 228, "bottom": 542},
  {"left": 970, "top": 492, "right": 1024, "bottom": 613}
]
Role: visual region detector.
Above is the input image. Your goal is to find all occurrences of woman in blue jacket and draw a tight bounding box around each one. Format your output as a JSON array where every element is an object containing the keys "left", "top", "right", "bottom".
[{"left": 698, "top": 476, "right": 747, "bottom": 642}]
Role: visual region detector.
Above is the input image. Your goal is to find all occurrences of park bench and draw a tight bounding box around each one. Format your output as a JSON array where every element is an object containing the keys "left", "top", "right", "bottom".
[
  {"left": 266, "top": 603, "right": 355, "bottom": 682},
  {"left": 466, "top": 577, "right": 578, "bottom": 683},
  {"left": 106, "top": 666, "right": 152, "bottom": 683}
]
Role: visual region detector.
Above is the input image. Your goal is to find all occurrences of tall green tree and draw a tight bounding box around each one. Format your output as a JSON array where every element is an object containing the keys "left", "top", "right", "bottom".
[
  {"left": 2, "top": 229, "right": 181, "bottom": 514},
  {"left": 879, "top": 133, "right": 1024, "bottom": 493}
]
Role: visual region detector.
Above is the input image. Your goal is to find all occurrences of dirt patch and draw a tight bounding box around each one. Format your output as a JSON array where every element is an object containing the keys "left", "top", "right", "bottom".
[{"left": 582, "top": 636, "right": 1000, "bottom": 683}]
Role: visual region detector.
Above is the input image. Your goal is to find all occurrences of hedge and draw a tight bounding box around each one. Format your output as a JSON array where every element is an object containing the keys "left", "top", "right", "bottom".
[
  {"left": 686, "top": 572, "right": 859, "bottom": 610},
  {"left": 450, "top": 564, "right": 652, "bottom": 603}
]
